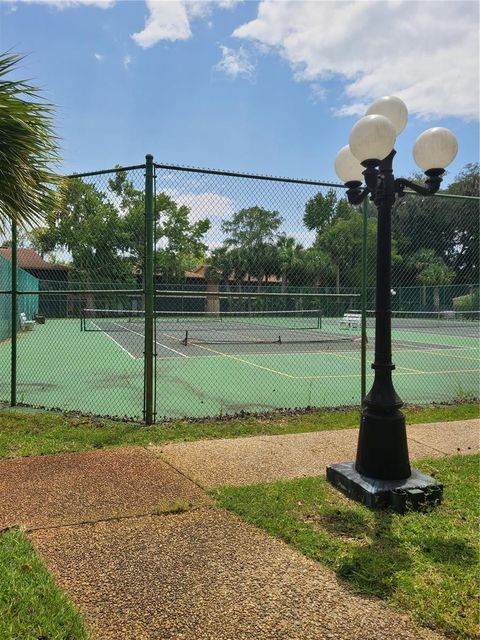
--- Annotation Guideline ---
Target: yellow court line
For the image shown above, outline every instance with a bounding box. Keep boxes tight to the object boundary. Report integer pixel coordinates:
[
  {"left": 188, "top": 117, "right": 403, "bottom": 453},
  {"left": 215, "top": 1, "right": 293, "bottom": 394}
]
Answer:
[
  {"left": 188, "top": 341, "right": 298, "bottom": 378},
  {"left": 400, "top": 348, "right": 479, "bottom": 362},
  {"left": 189, "top": 342, "right": 430, "bottom": 378},
  {"left": 395, "top": 365, "right": 428, "bottom": 373},
  {"left": 293, "top": 368, "right": 479, "bottom": 381}
]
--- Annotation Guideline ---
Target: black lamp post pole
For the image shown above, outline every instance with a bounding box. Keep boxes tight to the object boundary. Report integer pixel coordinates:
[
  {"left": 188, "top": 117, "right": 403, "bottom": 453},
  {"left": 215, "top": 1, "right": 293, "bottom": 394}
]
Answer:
[
  {"left": 356, "top": 150, "right": 411, "bottom": 480},
  {"left": 328, "top": 110, "right": 454, "bottom": 511},
  {"left": 327, "top": 150, "right": 445, "bottom": 510}
]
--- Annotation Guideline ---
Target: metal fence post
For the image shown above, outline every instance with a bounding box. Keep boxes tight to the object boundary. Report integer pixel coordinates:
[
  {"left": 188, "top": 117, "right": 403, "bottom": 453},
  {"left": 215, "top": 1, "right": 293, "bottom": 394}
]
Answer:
[
  {"left": 144, "top": 154, "right": 155, "bottom": 424},
  {"left": 361, "top": 198, "right": 368, "bottom": 405},
  {"left": 10, "top": 219, "right": 17, "bottom": 407}
]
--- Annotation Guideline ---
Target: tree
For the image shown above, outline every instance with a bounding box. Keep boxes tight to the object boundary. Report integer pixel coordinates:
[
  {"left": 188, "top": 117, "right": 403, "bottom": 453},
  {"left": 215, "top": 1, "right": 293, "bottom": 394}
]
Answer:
[
  {"left": 446, "top": 162, "right": 479, "bottom": 197},
  {"left": 392, "top": 163, "right": 479, "bottom": 286},
  {"left": 34, "top": 178, "right": 131, "bottom": 285},
  {"left": 276, "top": 235, "right": 299, "bottom": 292},
  {"left": 222, "top": 206, "right": 282, "bottom": 249},
  {"left": 204, "top": 248, "right": 230, "bottom": 286},
  {"left": 155, "top": 200, "right": 210, "bottom": 282},
  {"left": 227, "top": 247, "right": 249, "bottom": 289},
  {"left": 1, "top": 227, "right": 30, "bottom": 248},
  {"left": 0, "top": 52, "right": 60, "bottom": 228},
  {"left": 222, "top": 206, "right": 283, "bottom": 290},
  {"left": 303, "top": 190, "right": 338, "bottom": 236},
  {"left": 301, "top": 248, "right": 335, "bottom": 288},
  {"left": 413, "top": 249, "right": 454, "bottom": 310},
  {"left": 444, "top": 163, "right": 479, "bottom": 285},
  {"left": 315, "top": 210, "right": 378, "bottom": 291},
  {"left": 109, "top": 170, "right": 210, "bottom": 282}
]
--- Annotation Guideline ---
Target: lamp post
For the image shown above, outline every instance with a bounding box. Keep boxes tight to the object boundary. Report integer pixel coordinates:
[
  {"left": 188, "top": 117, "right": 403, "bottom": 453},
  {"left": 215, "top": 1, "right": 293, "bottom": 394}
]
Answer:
[{"left": 327, "top": 96, "right": 458, "bottom": 512}]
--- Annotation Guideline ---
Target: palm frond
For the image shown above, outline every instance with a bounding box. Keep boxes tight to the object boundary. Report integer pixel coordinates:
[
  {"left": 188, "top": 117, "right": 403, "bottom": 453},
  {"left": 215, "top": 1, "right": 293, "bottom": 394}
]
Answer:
[{"left": 0, "top": 52, "right": 61, "bottom": 229}]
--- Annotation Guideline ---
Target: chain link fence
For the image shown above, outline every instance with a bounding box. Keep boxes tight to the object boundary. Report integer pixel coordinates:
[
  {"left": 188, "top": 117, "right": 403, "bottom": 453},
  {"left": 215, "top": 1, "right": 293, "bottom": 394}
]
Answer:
[{"left": 0, "top": 157, "right": 478, "bottom": 421}]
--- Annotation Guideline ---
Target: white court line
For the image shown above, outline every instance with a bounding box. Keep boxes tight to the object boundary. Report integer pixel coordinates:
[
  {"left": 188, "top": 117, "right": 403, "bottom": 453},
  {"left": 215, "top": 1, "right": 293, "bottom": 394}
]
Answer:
[
  {"left": 91, "top": 321, "right": 137, "bottom": 359},
  {"left": 111, "top": 322, "right": 189, "bottom": 358},
  {"left": 151, "top": 344, "right": 479, "bottom": 361}
]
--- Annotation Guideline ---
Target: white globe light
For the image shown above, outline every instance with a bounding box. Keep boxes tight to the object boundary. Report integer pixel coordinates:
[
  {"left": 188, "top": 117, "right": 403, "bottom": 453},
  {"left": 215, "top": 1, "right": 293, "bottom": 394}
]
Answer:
[
  {"left": 413, "top": 127, "right": 458, "bottom": 171},
  {"left": 334, "top": 145, "right": 364, "bottom": 183},
  {"left": 366, "top": 96, "right": 408, "bottom": 135},
  {"left": 349, "top": 115, "right": 396, "bottom": 163}
]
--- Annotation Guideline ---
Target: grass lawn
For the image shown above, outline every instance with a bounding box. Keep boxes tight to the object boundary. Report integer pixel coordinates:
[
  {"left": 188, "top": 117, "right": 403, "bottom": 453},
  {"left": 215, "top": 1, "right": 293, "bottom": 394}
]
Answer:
[
  {"left": 0, "top": 401, "right": 477, "bottom": 459},
  {"left": 0, "top": 404, "right": 477, "bottom": 639},
  {"left": 214, "top": 454, "right": 479, "bottom": 640},
  {"left": 0, "top": 529, "right": 89, "bottom": 640}
]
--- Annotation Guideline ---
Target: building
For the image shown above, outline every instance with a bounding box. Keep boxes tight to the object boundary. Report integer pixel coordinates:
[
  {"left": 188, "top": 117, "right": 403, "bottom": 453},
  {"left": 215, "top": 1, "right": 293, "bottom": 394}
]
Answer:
[{"left": 0, "top": 247, "right": 69, "bottom": 316}]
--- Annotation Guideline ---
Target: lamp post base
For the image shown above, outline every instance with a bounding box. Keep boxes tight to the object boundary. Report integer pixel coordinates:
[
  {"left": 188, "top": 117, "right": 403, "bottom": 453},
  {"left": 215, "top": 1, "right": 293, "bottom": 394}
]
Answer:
[{"left": 326, "top": 462, "right": 443, "bottom": 513}]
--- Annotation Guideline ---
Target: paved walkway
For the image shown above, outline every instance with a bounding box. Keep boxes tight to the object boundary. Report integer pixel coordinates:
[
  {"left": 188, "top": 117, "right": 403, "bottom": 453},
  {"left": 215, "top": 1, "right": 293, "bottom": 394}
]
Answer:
[
  {"left": 0, "top": 447, "right": 209, "bottom": 530},
  {"left": 154, "top": 418, "right": 480, "bottom": 487},
  {"left": 2, "top": 419, "right": 478, "bottom": 639}
]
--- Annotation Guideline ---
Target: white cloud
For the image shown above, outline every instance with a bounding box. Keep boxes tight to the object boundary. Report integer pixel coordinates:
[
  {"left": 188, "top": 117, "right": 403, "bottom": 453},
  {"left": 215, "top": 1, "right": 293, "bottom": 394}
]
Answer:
[
  {"left": 94, "top": 52, "right": 103, "bottom": 61},
  {"left": 163, "top": 189, "right": 236, "bottom": 221},
  {"left": 233, "top": 1, "right": 479, "bottom": 120},
  {"left": 185, "top": 0, "right": 241, "bottom": 18},
  {"left": 132, "top": 0, "right": 242, "bottom": 48},
  {"left": 123, "top": 54, "right": 132, "bottom": 69},
  {"left": 9, "top": 0, "right": 115, "bottom": 7},
  {"left": 162, "top": 189, "right": 236, "bottom": 248},
  {"left": 215, "top": 45, "right": 254, "bottom": 79},
  {"left": 309, "top": 83, "right": 327, "bottom": 104},
  {"left": 132, "top": 1, "right": 191, "bottom": 48}
]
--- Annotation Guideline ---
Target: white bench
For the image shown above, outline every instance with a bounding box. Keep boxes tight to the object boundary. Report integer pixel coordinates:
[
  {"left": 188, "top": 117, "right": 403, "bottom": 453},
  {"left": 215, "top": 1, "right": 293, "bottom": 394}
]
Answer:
[
  {"left": 19, "top": 313, "right": 36, "bottom": 331},
  {"left": 339, "top": 312, "right": 361, "bottom": 329}
]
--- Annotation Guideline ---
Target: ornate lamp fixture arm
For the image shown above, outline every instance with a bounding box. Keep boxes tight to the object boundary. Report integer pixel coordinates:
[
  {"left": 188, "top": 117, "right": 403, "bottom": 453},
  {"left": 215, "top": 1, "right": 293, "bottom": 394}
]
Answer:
[
  {"left": 345, "top": 163, "right": 446, "bottom": 204},
  {"left": 344, "top": 162, "right": 383, "bottom": 205},
  {"left": 395, "top": 169, "right": 444, "bottom": 198},
  {"left": 344, "top": 182, "right": 370, "bottom": 205}
]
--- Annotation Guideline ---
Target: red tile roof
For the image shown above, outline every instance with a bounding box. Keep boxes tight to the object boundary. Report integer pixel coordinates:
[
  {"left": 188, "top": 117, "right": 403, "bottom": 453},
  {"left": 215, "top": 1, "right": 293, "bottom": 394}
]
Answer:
[
  {"left": 0, "top": 247, "right": 68, "bottom": 271},
  {"left": 185, "top": 264, "right": 281, "bottom": 283}
]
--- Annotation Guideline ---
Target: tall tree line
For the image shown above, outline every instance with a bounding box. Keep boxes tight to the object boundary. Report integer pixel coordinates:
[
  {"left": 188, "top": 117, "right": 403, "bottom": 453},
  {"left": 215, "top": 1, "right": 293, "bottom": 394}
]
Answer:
[{"left": 13, "top": 163, "right": 479, "bottom": 306}]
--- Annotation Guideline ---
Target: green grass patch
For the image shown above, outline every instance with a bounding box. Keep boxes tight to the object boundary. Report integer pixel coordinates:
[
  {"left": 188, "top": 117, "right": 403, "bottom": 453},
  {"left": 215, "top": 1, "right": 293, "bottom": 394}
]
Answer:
[
  {"left": 0, "top": 402, "right": 477, "bottom": 459},
  {"left": 152, "top": 499, "right": 192, "bottom": 516},
  {"left": 214, "top": 454, "right": 479, "bottom": 640},
  {"left": 0, "top": 528, "right": 89, "bottom": 640}
]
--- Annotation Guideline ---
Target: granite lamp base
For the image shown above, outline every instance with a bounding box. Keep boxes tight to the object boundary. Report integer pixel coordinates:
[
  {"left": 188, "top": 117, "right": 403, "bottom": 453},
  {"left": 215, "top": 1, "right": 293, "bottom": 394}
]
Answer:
[{"left": 326, "top": 462, "right": 443, "bottom": 513}]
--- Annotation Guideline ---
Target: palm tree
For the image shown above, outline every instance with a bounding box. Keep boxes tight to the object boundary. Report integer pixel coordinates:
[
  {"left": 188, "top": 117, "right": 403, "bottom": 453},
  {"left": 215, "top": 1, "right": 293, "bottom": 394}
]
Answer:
[
  {"left": 303, "top": 247, "right": 335, "bottom": 288},
  {"left": 0, "top": 52, "right": 60, "bottom": 228},
  {"left": 276, "top": 234, "right": 303, "bottom": 292},
  {"left": 414, "top": 249, "right": 454, "bottom": 311}
]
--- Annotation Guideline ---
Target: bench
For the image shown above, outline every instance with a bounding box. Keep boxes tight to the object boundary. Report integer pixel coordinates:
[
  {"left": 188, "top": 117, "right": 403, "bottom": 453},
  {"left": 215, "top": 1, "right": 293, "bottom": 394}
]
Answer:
[
  {"left": 19, "top": 312, "right": 36, "bottom": 331},
  {"left": 339, "top": 312, "right": 361, "bottom": 329}
]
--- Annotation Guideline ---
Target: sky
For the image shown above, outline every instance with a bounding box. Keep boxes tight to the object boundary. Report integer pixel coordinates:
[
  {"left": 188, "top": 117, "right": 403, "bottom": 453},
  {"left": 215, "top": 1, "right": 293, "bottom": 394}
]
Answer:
[{"left": 1, "top": 0, "right": 479, "bottom": 186}]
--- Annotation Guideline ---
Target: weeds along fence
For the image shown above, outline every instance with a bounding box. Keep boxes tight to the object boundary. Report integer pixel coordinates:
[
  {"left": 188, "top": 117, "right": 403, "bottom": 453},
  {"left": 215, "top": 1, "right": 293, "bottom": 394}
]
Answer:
[{"left": 0, "top": 156, "right": 478, "bottom": 422}]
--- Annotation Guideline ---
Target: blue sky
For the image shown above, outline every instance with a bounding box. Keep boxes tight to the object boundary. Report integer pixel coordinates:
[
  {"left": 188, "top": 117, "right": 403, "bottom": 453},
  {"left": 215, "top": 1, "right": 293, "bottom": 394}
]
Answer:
[{"left": 1, "top": 0, "right": 479, "bottom": 185}]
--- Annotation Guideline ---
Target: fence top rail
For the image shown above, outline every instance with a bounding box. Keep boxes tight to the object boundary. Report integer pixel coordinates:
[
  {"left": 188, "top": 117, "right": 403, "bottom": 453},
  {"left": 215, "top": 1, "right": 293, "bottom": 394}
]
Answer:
[
  {"left": 154, "top": 162, "right": 347, "bottom": 188},
  {"left": 404, "top": 189, "right": 480, "bottom": 201},
  {"left": 66, "top": 164, "right": 146, "bottom": 179},
  {"left": 63, "top": 158, "right": 479, "bottom": 201},
  {"left": 0, "top": 289, "right": 143, "bottom": 295},
  {"left": 155, "top": 289, "right": 360, "bottom": 298}
]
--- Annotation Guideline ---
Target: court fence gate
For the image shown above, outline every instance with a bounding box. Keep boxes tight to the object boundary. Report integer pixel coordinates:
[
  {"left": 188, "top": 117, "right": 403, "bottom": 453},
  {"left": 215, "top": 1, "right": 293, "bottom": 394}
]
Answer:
[{"left": 1, "top": 155, "right": 478, "bottom": 423}]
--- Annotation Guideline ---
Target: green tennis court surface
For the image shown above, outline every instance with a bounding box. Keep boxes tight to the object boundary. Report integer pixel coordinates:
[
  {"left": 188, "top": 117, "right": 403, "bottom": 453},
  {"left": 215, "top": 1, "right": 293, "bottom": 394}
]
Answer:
[{"left": 0, "top": 317, "right": 477, "bottom": 420}]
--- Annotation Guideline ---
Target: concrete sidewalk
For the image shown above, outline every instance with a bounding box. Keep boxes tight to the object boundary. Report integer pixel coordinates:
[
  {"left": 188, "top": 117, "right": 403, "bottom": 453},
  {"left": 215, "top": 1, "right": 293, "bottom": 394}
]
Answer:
[
  {"left": 30, "top": 508, "right": 443, "bottom": 640},
  {"left": 154, "top": 419, "right": 479, "bottom": 487},
  {"left": 0, "top": 447, "right": 210, "bottom": 531},
  {"left": 3, "top": 421, "right": 477, "bottom": 639}
]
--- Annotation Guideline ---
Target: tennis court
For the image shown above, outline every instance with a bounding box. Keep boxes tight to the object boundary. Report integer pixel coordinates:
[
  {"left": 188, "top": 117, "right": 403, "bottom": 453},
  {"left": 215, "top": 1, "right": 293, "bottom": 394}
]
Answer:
[
  {"left": 0, "top": 308, "right": 477, "bottom": 420},
  {"left": 1, "top": 162, "right": 478, "bottom": 422}
]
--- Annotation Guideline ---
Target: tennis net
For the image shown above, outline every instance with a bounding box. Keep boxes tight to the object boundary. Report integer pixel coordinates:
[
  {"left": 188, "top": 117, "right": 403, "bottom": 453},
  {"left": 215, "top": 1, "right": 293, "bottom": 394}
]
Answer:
[
  {"left": 350, "top": 310, "right": 479, "bottom": 332},
  {"left": 81, "top": 307, "right": 356, "bottom": 345}
]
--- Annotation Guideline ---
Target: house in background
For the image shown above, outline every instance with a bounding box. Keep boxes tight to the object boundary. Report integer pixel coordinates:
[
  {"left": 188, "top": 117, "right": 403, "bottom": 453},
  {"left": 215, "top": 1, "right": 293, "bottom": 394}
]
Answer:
[
  {"left": 0, "top": 247, "right": 68, "bottom": 283},
  {"left": 0, "top": 247, "right": 69, "bottom": 317}
]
